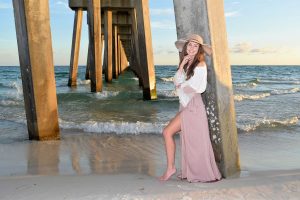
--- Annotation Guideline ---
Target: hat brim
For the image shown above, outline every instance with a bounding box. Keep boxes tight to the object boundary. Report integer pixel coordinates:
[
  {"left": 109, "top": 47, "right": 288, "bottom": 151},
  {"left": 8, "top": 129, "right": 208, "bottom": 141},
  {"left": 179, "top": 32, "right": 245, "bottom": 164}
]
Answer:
[{"left": 175, "top": 39, "right": 212, "bottom": 56}]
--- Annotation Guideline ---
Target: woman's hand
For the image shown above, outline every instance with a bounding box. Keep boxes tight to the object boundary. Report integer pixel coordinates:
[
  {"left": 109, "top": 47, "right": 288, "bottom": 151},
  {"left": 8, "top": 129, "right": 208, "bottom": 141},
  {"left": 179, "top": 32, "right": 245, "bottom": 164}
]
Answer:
[{"left": 179, "top": 55, "right": 192, "bottom": 70}]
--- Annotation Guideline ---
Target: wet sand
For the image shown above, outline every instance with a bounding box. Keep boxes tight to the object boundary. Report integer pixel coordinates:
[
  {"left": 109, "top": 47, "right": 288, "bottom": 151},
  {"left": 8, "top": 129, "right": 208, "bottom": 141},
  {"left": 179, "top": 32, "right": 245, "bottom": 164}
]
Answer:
[{"left": 0, "top": 131, "right": 299, "bottom": 199}]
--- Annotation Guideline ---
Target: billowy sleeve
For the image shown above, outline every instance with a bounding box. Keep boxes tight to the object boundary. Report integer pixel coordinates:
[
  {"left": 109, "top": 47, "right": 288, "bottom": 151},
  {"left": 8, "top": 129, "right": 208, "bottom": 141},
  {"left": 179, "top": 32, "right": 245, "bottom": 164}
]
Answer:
[
  {"left": 180, "top": 66, "right": 207, "bottom": 93},
  {"left": 173, "top": 70, "right": 185, "bottom": 87}
]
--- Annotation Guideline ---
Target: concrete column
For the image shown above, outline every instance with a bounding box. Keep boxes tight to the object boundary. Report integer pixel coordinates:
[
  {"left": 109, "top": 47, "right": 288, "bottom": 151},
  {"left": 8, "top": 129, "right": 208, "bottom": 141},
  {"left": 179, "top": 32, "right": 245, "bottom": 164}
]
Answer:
[
  {"left": 135, "top": 0, "right": 157, "bottom": 100},
  {"left": 12, "top": 0, "right": 60, "bottom": 140},
  {"left": 68, "top": 9, "right": 83, "bottom": 86},
  {"left": 112, "top": 25, "right": 119, "bottom": 79},
  {"left": 117, "top": 35, "right": 122, "bottom": 75},
  {"left": 87, "top": 0, "right": 102, "bottom": 92},
  {"left": 100, "top": 34, "right": 105, "bottom": 74},
  {"left": 85, "top": 41, "right": 91, "bottom": 80},
  {"left": 130, "top": 9, "right": 142, "bottom": 83},
  {"left": 173, "top": 0, "right": 240, "bottom": 177},
  {"left": 120, "top": 41, "right": 128, "bottom": 72},
  {"left": 104, "top": 9, "right": 113, "bottom": 83}
]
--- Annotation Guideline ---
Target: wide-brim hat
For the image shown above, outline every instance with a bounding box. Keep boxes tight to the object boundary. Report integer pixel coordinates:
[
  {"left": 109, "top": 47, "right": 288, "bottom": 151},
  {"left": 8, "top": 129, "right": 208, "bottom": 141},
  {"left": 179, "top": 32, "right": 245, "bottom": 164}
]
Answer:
[{"left": 175, "top": 34, "right": 212, "bottom": 55}]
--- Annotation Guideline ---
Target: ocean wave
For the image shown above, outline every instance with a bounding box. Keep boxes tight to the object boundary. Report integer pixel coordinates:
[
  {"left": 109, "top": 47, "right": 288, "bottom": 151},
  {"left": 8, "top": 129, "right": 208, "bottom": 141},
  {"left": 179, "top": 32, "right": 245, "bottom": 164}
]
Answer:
[
  {"left": 237, "top": 116, "right": 299, "bottom": 133},
  {"left": 77, "top": 79, "right": 91, "bottom": 85},
  {"left": 131, "top": 77, "right": 139, "bottom": 81},
  {"left": 94, "top": 91, "right": 120, "bottom": 99},
  {"left": 234, "top": 82, "right": 257, "bottom": 88},
  {"left": 234, "top": 78, "right": 259, "bottom": 88},
  {"left": 59, "top": 119, "right": 166, "bottom": 134},
  {"left": 0, "top": 99, "right": 22, "bottom": 106},
  {"left": 270, "top": 87, "right": 300, "bottom": 95},
  {"left": 160, "top": 77, "right": 174, "bottom": 82},
  {"left": 157, "top": 90, "right": 177, "bottom": 98},
  {"left": 234, "top": 93, "right": 270, "bottom": 101}
]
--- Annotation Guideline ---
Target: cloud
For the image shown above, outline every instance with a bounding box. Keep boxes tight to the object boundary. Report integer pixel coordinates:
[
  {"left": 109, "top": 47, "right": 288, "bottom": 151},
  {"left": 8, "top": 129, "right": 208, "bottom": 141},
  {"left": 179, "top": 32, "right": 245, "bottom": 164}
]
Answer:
[
  {"left": 154, "top": 46, "right": 177, "bottom": 55},
  {"left": 150, "top": 8, "right": 174, "bottom": 16},
  {"left": 0, "top": 2, "right": 12, "bottom": 9},
  {"left": 250, "top": 48, "right": 277, "bottom": 54},
  {"left": 231, "top": 43, "right": 252, "bottom": 53},
  {"left": 55, "top": 0, "right": 69, "bottom": 10},
  {"left": 225, "top": 11, "right": 239, "bottom": 17},
  {"left": 230, "top": 42, "right": 280, "bottom": 54},
  {"left": 151, "top": 20, "right": 175, "bottom": 30}
]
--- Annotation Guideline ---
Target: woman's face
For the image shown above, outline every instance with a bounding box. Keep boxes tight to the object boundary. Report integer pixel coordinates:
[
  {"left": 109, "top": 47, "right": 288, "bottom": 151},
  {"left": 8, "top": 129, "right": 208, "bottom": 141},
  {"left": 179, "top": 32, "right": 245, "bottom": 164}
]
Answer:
[{"left": 186, "top": 41, "right": 200, "bottom": 56}]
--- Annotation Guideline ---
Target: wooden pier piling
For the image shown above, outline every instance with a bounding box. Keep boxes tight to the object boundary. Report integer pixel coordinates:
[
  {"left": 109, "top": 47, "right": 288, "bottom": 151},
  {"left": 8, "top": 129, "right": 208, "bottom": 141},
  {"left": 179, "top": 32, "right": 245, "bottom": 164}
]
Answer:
[
  {"left": 68, "top": 8, "right": 83, "bottom": 87},
  {"left": 87, "top": 0, "right": 102, "bottom": 92},
  {"left": 112, "top": 25, "right": 119, "bottom": 79},
  {"left": 104, "top": 9, "right": 113, "bottom": 83},
  {"left": 12, "top": 0, "right": 60, "bottom": 140},
  {"left": 173, "top": 0, "right": 240, "bottom": 177},
  {"left": 135, "top": 0, "right": 157, "bottom": 100}
]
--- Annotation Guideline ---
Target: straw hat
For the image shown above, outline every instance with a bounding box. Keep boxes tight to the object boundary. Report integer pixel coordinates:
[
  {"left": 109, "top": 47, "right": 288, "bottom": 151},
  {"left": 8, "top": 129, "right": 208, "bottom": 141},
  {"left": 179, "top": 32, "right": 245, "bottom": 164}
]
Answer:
[{"left": 175, "top": 34, "right": 212, "bottom": 55}]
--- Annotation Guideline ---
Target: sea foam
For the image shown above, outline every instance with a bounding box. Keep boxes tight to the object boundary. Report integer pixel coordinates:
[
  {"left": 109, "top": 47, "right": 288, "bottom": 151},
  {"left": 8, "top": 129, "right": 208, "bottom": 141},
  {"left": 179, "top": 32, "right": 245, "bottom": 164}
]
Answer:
[
  {"left": 237, "top": 116, "right": 299, "bottom": 132},
  {"left": 234, "top": 93, "right": 270, "bottom": 101},
  {"left": 59, "top": 119, "right": 166, "bottom": 134}
]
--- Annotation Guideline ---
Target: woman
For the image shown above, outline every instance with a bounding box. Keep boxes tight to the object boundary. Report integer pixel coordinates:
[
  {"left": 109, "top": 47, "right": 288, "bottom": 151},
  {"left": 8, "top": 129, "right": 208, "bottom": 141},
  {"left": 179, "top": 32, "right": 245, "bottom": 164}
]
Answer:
[{"left": 159, "top": 34, "right": 222, "bottom": 182}]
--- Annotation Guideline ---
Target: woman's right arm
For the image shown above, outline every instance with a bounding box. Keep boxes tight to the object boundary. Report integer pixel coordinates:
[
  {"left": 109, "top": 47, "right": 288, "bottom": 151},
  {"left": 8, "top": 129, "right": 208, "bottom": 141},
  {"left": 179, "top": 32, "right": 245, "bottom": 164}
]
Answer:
[{"left": 173, "top": 70, "right": 185, "bottom": 87}]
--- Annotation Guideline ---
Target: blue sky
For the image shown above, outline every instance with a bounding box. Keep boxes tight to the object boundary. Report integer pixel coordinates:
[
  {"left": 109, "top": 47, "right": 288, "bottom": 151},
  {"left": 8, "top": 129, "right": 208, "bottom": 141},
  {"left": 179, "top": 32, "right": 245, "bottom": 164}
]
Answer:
[{"left": 0, "top": 0, "right": 300, "bottom": 66}]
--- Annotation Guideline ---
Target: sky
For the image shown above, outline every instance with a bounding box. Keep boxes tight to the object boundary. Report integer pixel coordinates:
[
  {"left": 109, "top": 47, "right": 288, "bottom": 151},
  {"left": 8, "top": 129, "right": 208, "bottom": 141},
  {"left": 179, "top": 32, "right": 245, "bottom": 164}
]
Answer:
[{"left": 0, "top": 0, "right": 300, "bottom": 66}]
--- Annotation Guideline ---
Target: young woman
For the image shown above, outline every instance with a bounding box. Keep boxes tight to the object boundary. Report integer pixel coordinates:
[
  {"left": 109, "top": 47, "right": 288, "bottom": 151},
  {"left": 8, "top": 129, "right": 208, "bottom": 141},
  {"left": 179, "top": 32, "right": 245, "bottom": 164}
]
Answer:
[{"left": 159, "top": 34, "right": 222, "bottom": 182}]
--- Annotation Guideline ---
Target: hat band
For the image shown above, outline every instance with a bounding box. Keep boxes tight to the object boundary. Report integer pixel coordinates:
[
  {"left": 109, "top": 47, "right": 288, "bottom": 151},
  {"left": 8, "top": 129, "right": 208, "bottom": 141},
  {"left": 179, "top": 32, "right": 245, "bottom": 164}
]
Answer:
[{"left": 189, "top": 39, "right": 203, "bottom": 45}]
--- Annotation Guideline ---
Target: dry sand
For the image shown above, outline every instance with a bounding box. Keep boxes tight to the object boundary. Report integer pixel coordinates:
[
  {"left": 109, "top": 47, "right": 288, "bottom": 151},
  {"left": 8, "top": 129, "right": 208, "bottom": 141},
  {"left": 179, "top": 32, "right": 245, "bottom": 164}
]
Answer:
[{"left": 0, "top": 132, "right": 299, "bottom": 199}]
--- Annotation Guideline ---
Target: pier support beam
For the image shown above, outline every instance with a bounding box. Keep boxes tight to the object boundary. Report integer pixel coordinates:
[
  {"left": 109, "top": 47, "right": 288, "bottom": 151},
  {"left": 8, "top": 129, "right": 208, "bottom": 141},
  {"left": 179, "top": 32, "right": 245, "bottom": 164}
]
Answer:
[
  {"left": 118, "top": 35, "right": 122, "bottom": 74},
  {"left": 87, "top": 0, "right": 102, "bottom": 92},
  {"left": 13, "top": 0, "right": 60, "bottom": 140},
  {"left": 173, "top": 0, "right": 240, "bottom": 177},
  {"left": 85, "top": 42, "right": 91, "bottom": 80},
  {"left": 130, "top": 9, "right": 143, "bottom": 86},
  {"left": 112, "top": 25, "right": 119, "bottom": 79},
  {"left": 68, "top": 8, "right": 83, "bottom": 87},
  {"left": 104, "top": 9, "right": 113, "bottom": 83},
  {"left": 135, "top": 0, "right": 157, "bottom": 100},
  {"left": 120, "top": 41, "right": 129, "bottom": 72}
]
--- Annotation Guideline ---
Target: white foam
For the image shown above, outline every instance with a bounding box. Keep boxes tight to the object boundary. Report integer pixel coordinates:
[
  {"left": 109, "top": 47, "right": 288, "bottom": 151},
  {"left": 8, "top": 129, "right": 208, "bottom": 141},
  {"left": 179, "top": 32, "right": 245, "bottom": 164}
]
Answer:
[
  {"left": 131, "top": 77, "right": 139, "bottom": 81},
  {"left": 238, "top": 116, "right": 299, "bottom": 132},
  {"left": 234, "top": 93, "right": 270, "bottom": 101},
  {"left": 59, "top": 119, "right": 166, "bottom": 134},
  {"left": 271, "top": 88, "right": 300, "bottom": 95},
  {"left": 235, "top": 82, "right": 257, "bottom": 88},
  {"left": 77, "top": 79, "right": 91, "bottom": 85},
  {"left": 160, "top": 77, "right": 174, "bottom": 82},
  {"left": 0, "top": 100, "right": 21, "bottom": 106},
  {"left": 9, "top": 80, "right": 23, "bottom": 97},
  {"left": 94, "top": 91, "right": 120, "bottom": 99},
  {"left": 157, "top": 90, "right": 177, "bottom": 97}
]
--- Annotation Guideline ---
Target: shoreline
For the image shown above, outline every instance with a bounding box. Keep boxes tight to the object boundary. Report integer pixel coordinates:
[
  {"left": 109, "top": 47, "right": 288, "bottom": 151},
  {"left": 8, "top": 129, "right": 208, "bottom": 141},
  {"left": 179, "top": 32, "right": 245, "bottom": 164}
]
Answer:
[
  {"left": 1, "top": 169, "right": 299, "bottom": 199},
  {"left": 0, "top": 131, "right": 300, "bottom": 199}
]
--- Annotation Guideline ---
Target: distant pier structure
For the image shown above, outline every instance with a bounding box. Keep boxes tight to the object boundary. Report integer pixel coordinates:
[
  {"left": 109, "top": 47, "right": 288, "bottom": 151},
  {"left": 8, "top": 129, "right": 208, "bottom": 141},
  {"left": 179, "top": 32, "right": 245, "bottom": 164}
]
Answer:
[
  {"left": 12, "top": 0, "right": 240, "bottom": 177},
  {"left": 68, "top": 0, "right": 156, "bottom": 99}
]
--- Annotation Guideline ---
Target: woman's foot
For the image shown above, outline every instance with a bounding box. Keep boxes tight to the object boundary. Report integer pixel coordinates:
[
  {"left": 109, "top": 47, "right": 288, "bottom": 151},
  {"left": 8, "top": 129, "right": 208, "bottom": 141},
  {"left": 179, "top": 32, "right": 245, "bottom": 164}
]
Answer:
[
  {"left": 176, "top": 173, "right": 187, "bottom": 180},
  {"left": 159, "top": 168, "right": 176, "bottom": 181}
]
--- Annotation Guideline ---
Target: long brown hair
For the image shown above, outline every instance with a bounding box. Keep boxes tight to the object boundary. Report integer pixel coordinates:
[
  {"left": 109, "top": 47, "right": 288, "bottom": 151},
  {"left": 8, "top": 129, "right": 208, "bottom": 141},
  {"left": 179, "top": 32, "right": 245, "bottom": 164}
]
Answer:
[{"left": 178, "top": 42, "right": 205, "bottom": 80}]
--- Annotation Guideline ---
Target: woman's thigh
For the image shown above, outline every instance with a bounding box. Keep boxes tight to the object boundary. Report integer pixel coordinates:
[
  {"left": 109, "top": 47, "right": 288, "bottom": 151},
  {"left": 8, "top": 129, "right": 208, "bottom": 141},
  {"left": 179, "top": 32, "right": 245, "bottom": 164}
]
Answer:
[{"left": 164, "top": 112, "right": 181, "bottom": 136}]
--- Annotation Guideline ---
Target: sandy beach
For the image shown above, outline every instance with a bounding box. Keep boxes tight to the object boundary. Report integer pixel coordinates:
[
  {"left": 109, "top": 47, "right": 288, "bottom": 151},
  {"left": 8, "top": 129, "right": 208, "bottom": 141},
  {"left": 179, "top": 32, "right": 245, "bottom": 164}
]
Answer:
[{"left": 0, "top": 131, "right": 299, "bottom": 200}]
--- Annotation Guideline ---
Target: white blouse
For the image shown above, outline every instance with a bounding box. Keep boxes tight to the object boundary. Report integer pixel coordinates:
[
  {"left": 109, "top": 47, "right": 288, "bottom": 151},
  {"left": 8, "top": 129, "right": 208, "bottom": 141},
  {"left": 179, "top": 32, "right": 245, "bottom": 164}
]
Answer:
[{"left": 173, "top": 65, "right": 207, "bottom": 107}]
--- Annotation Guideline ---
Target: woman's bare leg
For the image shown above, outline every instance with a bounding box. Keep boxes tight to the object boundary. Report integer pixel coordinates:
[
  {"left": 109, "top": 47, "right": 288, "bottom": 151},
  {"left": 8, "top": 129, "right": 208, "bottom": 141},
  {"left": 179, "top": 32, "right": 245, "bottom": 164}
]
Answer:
[{"left": 159, "top": 112, "right": 181, "bottom": 181}]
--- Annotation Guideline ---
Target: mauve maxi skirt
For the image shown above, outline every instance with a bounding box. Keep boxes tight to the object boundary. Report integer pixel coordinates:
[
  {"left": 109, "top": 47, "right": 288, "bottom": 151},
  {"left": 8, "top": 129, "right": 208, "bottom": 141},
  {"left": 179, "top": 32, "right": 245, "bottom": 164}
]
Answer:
[{"left": 179, "top": 94, "right": 222, "bottom": 182}]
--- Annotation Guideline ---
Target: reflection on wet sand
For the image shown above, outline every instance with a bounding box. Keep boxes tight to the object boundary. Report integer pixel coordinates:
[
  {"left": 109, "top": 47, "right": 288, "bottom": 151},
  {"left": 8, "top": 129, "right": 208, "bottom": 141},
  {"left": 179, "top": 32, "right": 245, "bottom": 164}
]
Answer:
[
  {"left": 27, "top": 141, "right": 60, "bottom": 175},
  {"left": 24, "top": 133, "right": 174, "bottom": 177}
]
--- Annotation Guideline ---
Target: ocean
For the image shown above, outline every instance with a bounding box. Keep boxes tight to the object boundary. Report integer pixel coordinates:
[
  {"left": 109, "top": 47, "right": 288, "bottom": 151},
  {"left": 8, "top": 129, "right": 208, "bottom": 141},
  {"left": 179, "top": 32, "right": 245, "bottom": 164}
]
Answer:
[{"left": 0, "top": 65, "right": 299, "bottom": 143}]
